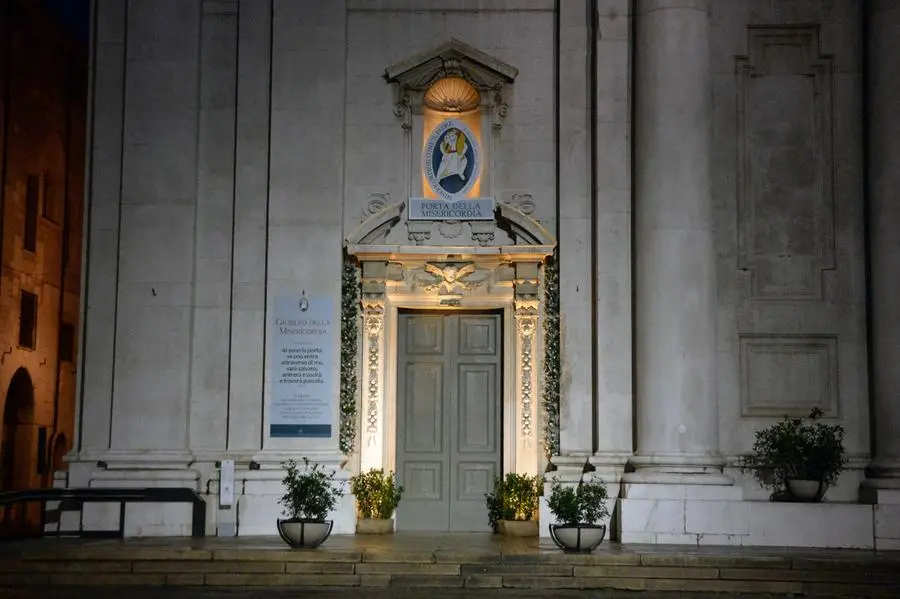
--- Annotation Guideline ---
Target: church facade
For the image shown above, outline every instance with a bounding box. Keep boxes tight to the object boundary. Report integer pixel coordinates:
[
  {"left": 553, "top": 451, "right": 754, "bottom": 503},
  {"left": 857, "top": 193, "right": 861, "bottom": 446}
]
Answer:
[{"left": 69, "top": 0, "right": 900, "bottom": 548}]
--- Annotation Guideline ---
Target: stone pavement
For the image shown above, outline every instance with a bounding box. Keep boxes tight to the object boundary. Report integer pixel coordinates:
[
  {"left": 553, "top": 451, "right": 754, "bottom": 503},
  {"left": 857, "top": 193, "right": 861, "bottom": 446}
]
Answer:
[
  {"left": 1, "top": 534, "right": 897, "bottom": 597},
  {"left": 0, "top": 588, "right": 841, "bottom": 599}
]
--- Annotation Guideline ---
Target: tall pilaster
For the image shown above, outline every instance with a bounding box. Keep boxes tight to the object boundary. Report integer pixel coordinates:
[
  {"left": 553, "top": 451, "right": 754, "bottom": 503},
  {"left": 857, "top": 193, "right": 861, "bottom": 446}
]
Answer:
[
  {"left": 226, "top": 0, "right": 272, "bottom": 452},
  {"left": 556, "top": 0, "right": 593, "bottom": 466},
  {"left": 628, "top": 0, "right": 728, "bottom": 483},
  {"left": 865, "top": 0, "right": 900, "bottom": 487},
  {"left": 74, "top": 0, "right": 127, "bottom": 456},
  {"left": 514, "top": 262, "right": 541, "bottom": 475},
  {"left": 360, "top": 291, "right": 385, "bottom": 473}
]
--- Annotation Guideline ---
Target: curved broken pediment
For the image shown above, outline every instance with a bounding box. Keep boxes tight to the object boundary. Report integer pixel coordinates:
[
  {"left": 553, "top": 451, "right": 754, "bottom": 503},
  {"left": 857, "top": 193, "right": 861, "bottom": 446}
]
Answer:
[
  {"left": 497, "top": 202, "right": 555, "bottom": 246},
  {"left": 346, "top": 200, "right": 405, "bottom": 245},
  {"left": 345, "top": 199, "right": 556, "bottom": 258}
]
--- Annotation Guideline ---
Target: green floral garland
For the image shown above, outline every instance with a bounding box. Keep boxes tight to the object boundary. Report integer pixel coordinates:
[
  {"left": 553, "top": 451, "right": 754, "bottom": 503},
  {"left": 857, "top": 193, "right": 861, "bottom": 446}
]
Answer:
[
  {"left": 541, "top": 252, "right": 560, "bottom": 460},
  {"left": 339, "top": 253, "right": 361, "bottom": 456}
]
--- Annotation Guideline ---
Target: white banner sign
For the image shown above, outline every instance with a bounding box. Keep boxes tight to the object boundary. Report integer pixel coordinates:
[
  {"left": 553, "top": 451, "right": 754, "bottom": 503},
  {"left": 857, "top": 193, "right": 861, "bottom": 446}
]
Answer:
[{"left": 270, "top": 294, "right": 335, "bottom": 438}]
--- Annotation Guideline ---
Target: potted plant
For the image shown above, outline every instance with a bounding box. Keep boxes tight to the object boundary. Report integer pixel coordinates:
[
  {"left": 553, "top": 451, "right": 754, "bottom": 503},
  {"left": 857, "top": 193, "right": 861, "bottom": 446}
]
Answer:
[
  {"left": 484, "top": 473, "right": 542, "bottom": 537},
  {"left": 738, "top": 407, "right": 847, "bottom": 502},
  {"left": 546, "top": 475, "right": 610, "bottom": 553},
  {"left": 349, "top": 468, "right": 403, "bottom": 534},
  {"left": 277, "top": 458, "right": 343, "bottom": 548}
]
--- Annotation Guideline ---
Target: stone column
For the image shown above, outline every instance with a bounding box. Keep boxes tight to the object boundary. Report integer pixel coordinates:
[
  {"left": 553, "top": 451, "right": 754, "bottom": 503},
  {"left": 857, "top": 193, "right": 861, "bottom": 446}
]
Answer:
[
  {"left": 628, "top": 0, "right": 728, "bottom": 483},
  {"left": 865, "top": 0, "right": 900, "bottom": 487}
]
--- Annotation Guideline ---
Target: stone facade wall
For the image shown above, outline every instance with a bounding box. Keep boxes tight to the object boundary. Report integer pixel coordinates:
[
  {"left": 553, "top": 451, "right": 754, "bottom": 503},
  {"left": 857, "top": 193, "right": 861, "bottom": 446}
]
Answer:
[
  {"left": 342, "top": 1, "right": 557, "bottom": 239},
  {"left": 71, "top": 0, "right": 890, "bottom": 543},
  {"left": 710, "top": 0, "right": 867, "bottom": 499}
]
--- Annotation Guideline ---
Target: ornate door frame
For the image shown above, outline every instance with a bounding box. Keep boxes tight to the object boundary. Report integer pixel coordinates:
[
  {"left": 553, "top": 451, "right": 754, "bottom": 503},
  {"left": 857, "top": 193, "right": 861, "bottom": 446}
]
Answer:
[{"left": 346, "top": 203, "right": 554, "bottom": 479}]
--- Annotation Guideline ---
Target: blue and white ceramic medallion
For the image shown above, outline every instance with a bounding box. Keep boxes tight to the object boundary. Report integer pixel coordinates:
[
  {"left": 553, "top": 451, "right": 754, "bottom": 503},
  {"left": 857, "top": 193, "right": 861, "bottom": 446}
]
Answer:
[{"left": 423, "top": 119, "right": 481, "bottom": 201}]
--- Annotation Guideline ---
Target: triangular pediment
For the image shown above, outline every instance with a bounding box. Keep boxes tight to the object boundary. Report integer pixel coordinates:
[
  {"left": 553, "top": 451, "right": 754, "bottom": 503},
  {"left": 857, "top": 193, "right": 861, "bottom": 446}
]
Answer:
[{"left": 384, "top": 38, "right": 518, "bottom": 92}]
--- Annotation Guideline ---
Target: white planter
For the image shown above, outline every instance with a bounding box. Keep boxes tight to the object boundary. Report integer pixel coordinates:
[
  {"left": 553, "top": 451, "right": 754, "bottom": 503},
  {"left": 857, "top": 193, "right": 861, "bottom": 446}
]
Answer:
[
  {"left": 498, "top": 519, "right": 539, "bottom": 537},
  {"left": 787, "top": 479, "right": 827, "bottom": 502},
  {"left": 276, "top": 519, "right": 333, "bottom": 548},
  {"left": 549, "top": 524, "right": 606, "bottom": 554},
  {"left": 356, "top": 518, "right": 394, "bottom": 534}
]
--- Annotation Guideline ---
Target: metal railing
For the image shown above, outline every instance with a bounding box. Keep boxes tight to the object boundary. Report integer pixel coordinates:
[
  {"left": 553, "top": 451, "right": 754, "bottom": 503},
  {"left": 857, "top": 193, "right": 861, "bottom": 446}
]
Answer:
[{"left": 0, "top": 487, "right": 206, "bottom": 540}]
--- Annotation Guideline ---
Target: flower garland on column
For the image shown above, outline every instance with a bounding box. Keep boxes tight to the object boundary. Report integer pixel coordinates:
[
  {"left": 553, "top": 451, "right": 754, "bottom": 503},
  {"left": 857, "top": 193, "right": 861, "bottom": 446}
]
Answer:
[
  {"left": 541, "top": 251, "right": 560, "bottom": 460},
  {"left": 339, "top": 252, "right": 361, "bottom": 456}
]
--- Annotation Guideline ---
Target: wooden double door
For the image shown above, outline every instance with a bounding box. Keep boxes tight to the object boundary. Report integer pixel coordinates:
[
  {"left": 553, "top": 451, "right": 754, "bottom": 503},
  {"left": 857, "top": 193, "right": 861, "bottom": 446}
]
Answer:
[{"left": 395, "top": 311, "right": 502, "bottom": 532}]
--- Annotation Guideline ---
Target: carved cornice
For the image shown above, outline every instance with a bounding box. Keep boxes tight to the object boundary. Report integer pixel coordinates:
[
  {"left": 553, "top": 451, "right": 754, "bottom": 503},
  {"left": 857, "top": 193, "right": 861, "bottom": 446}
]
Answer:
[{"left": 384, "top": 38, "right": 518, "bottom": 94}]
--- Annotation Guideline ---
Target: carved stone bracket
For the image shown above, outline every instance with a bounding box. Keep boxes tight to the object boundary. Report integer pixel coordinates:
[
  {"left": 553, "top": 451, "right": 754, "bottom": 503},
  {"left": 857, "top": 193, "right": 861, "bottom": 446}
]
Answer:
[
  {"left": 362, "top": 296, "right": 385, "bottom": 446},
  {"left": 515, "top": 297, "right": 539, "bottom": 440},
  {"left": 407, "top": 221, "right": 432, "bottom": 245},
  {"left": 470, "top": 221, "right": 496, "bottom": 246}
]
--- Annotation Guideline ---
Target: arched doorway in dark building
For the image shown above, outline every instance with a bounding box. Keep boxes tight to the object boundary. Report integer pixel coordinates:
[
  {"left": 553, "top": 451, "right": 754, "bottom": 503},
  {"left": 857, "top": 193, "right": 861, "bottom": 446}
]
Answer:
[
  {"left": 2, "top": 367, "right": 35, "bottom": 491},
  {"left": 1, "top": 368, "right": 38, "bottom": 535}
]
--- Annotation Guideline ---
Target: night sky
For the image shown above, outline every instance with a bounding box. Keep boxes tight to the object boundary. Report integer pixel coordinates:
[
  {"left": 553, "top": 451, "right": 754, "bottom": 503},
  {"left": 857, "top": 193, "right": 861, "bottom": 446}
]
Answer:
[{"left": 43, "top": 0, "right": 90, "bottom": 44}]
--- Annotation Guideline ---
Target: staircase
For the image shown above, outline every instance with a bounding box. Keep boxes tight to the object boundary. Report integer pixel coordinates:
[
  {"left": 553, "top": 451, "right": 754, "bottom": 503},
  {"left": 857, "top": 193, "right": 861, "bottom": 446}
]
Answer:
[{"left": 1, "top": 536, "right": 898, "bottom": 596}]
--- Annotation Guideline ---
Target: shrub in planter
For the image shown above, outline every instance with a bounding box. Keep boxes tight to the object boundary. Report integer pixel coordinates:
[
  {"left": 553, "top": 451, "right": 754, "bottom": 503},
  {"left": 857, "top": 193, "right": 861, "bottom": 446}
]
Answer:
[
  {"left": 485, "top": 473, "right": 543, "bottom": 536},
  {"left": 546, "top": 476, "right": 610, "bottom": 553},
  {"left": 277, "top": 458, "right": 344, "bottom": 548},
  {"left": 349, "top": 468, "right": 403, "bottom": 534},
  {"left": 738, "top": 407, "right": 847, "bottom": 502}
]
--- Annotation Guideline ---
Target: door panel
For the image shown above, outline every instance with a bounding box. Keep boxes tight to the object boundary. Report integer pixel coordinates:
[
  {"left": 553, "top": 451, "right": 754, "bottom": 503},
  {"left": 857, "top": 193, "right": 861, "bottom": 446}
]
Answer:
[
  {"left": 458, "top": 316, "right": 497, "bottom": 355},
  {"left": 396, "top": 312, "right": 501, "bottom": 532},
  {"left": 406, "top": 316, "right": 443, "bottom": 354},
  {"left": 404, "top": 363, "right": 443, "bottom": 453},
  {"left": 403, "top": 461, "right": 442, "bottom": 501},
  {"left": 457, "top": 365, "right": 496, "bottom": 453}
]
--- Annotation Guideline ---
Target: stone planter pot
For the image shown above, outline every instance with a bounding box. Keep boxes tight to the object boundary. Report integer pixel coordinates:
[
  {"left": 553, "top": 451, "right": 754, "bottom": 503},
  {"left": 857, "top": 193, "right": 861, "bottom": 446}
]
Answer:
[
  {"left": 276, "top": 519, "right": 333, "bottom": 548},
  {"left": 356, "top": 518, "right": 394, "bottom": 534},
  {"left": 498, "top": 519, "right": 539, "bottom": 537},
  {"left": 549, "top": 524, "right": 607, "bottom": 554},
  {"left": 786, "top": 479, "right": 827, "bottom": 502}
]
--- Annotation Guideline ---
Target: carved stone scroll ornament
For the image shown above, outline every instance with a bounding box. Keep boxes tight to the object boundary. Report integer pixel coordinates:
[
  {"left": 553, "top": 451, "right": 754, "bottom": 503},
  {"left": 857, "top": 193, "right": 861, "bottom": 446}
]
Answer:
[
  {"left": 515, "top": 298, "right": 539, "bottom": 439},
  {"left": 362, "top": 298, "right": 385, "bottom": 444},
  {"left": 491, "top": 91, "right": 509, "bottom": 131},
  {"left": 393, "top": 93, "right": 412, "bottom": 131},
  {"left": 365, "top": 193, "right": 391, "bottom": 216}
]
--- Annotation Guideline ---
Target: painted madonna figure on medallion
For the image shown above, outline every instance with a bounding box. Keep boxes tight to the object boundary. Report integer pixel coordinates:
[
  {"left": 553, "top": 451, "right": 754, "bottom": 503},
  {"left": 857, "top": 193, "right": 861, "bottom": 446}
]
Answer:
[{"left": 424, "top": 119, "right": 481, "bottom": 201}]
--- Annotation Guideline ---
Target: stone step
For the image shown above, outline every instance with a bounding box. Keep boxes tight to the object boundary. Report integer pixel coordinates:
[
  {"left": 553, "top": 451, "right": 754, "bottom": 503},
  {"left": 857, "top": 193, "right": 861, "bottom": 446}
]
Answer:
[{"left": 3, "top": 545, "right": 899, "bottom": 596}]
